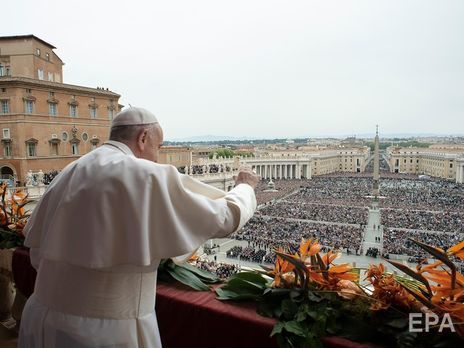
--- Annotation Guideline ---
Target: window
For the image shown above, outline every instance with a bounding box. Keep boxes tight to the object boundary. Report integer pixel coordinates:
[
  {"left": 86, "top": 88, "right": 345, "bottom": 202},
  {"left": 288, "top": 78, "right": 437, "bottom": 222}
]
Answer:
[
  {"left": 61, "top": 132, "right": 68, "bottom": 141},
  {"left": 38, "top": 69, "right": 44, "bottom": 80},
  {"left": 25, "top": 100, "right": 33, "bottom": 114},
  {"left": 36, "top": 48, "right": 41, "bottom": 56},
  {"left": 1, "top": 88, "right": 5, "bottom": 93},
  {"left": 2, "top": 129, "right": 10, "bottom": 138},
  {"left": 51, "top": 143, "right": 59, "bottom": 156},
  {"left": 70, "top": 104, "right": 77, "bottom": 117},
  {"left": 48, "top": 72, "right": 54, "bottom": 81},
  {"left": 108, "top": 108, "right": 114, "bottom": 120},
  {"left": 90, "top": 107, "right": 97, "bottom": 118},
  {"left": 49, "top": 91, "right": 55, "bottom": 97},
  {"left": 49, "top": 103, "right": 57, "bottom": 116},
  {"left": 1, "top": 100, "right": 9, "bottom": 114},
  {"left": 46, "top": 53, "right": 50, "bottom": 61},
  {"left": 0, "top": 65, "right": 3, "bottom": 76},
  {"left": 26, "top": 89, "right": 32, "bottom": 94},
  {"left": 82, "top": 133, "right": 88, "bottom": 141},
  {"left": 27, "top": 143, "right": 37, "bottom": 157},
  {"left": 71, "top": 143, "right": 79, "bottom": 155},
  {"left": 4, "top": 144, "right": 11, "bottom": 157},
  {"left": 91, "top": 143, "right": 97, "bottom": 150}
]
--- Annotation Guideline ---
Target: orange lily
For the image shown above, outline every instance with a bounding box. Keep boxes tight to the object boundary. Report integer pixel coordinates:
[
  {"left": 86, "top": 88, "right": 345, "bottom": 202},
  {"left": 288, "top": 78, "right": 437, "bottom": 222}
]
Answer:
[
  {"left": 296, "top": 238, "right": 321, "bottom": 262},
  {"left": 268, "top": 251, "right": 295, "bottom": 288}
]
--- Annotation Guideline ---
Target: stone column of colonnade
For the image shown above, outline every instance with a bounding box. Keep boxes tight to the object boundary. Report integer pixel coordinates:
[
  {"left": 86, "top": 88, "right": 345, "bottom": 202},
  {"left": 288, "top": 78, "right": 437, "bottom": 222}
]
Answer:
[
  {"left": 457, "top": 163, "right": 464, "bottom": 184},
  {"left": 250, "top": 163, "right": 314, "bottom": 180}
]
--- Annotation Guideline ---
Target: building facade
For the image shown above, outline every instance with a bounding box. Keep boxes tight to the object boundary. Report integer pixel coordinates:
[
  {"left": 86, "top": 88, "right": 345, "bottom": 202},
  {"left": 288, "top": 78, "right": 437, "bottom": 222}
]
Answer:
[
  {"left": 385, "top": 146, "right": 464, "bottom": 183},
  {"left": 0, "top": 35, "right": 121, "bottom": 184}
]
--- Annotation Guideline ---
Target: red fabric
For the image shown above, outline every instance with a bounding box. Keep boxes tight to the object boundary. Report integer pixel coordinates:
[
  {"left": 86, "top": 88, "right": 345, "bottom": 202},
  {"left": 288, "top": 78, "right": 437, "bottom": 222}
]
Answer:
[
  {"left": 156, "top": 282, "right": 278, "bottom": 348},
  {"left": 12, "top": 249, "right": 371, "bottom": 348},
  {"left": 12, "top": 247, "right": 36, "bottom": 298}
]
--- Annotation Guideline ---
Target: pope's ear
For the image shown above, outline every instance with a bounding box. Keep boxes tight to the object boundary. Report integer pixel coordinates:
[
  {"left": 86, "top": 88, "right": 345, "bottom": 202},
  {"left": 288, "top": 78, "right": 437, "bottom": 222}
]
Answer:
[{"left": 136, "top": 129, "right": 148, "bottom": 148}]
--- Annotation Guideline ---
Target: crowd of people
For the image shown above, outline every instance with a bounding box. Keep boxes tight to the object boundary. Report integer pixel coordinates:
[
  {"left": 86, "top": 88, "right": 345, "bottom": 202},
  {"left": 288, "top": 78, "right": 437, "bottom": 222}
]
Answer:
[
  {"left": 365, "top": 247, "right": 379, "bottom": 258},
  {"left": 381, "top": 209, "right": 464, "bottom": 233},
  {"left": 179, "top": 164, "right": 232, "bottom": 175},
  {"left": 379, "top": 178, "right": 464, "bottom": 212},
  {"left": 197, "top": 173, "right": 464, "bottom": 266},
  {"left": 254, "top": 179, "right": 303, "bottom": 205},
  {"left": 231, "top": 216, "right": 363, "bottom": 259},
  {"left": 193, "top": 259, "right": 240, "bottom": 279},
  {"left": 43, "top": 170, "right": 60, "bottom": 185},
  {"left": 258, "top": 202, "right": 368, "bottom": 225},
  {"left": 383, "top": 228, "right": 464, "bottom": 257}
]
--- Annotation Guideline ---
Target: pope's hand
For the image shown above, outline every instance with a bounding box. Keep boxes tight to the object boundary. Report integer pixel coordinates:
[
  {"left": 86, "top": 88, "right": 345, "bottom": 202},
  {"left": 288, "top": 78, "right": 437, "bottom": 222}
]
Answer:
[{"left": 233, "top": 167, "right": 260, "bottom": 189}]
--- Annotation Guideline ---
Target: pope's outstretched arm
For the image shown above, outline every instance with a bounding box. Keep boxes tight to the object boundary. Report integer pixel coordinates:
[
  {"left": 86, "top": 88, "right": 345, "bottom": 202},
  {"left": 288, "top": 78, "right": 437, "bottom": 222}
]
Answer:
[{"left": 162, "top": 165, "right": 259, "bottom": 260}]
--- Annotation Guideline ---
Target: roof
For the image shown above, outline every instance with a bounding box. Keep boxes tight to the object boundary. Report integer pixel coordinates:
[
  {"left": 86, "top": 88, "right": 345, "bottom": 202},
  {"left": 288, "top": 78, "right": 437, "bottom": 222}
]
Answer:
[
  {"left": 0, "top": 35, "right": 57, "bottom": 49},
  {"left": 0, "top": 76, "right": 120, "bottom": 97}
]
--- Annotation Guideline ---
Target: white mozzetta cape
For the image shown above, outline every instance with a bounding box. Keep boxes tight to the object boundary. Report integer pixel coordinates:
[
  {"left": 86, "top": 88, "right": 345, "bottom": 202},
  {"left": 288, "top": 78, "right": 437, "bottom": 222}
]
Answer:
[{"left": 19, "top": 141, "right": 257, "bottom": 348}]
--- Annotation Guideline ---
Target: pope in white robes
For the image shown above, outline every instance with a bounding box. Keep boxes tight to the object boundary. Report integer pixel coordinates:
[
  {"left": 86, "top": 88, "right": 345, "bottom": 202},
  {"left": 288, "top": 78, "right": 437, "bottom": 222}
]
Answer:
[{"left": 18, "top": 107, "right": 258, "bottom": 348}]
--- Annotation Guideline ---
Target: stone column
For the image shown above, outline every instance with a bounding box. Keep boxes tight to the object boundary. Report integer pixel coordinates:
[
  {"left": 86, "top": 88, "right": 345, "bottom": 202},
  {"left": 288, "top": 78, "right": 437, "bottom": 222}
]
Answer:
[
  {"left": 457, "top": 164, "right": 463, "bottom": 184},
  {"left": 290, "top": 165, "right": 293, "bottom": 179},
  {"left": 284, "top": 165, "right": 287, "bottom": 179}
]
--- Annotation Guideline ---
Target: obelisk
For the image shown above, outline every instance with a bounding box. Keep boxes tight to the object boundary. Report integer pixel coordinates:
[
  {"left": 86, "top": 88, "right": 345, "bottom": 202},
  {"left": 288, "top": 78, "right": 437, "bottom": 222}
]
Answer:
[{"left": 372, "top": 125, "right": 380, "bottom": 199}]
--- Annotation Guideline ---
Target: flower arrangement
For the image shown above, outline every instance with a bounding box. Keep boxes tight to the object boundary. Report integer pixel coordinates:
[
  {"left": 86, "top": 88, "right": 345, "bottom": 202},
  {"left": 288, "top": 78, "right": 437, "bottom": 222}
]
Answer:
[
  {"left": 0, "top": 182, "right": 30, "bottom": 249},
  {"left": 216, "top": 238, "right": 464, "bottom": 347}
]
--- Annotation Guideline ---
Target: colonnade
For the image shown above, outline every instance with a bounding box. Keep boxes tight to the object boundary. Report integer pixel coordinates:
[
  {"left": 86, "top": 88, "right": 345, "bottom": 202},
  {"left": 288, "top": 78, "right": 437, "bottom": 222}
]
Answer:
[
  {"left": 251, "top": 163, "right": 311, "bottom": 179},
  {"left": 456, "top": 162, "right": 464, "bottom": 184}
]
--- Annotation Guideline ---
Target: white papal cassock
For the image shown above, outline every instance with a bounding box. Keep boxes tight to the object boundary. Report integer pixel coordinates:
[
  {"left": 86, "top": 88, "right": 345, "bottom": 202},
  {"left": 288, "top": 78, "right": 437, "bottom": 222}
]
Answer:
[{"left": 19, "top": 140, "right": 257, "bottom": 348}]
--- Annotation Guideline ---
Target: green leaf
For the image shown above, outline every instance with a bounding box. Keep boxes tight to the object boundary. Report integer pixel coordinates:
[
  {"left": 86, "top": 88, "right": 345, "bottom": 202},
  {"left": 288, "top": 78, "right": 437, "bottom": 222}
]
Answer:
[
  {"left": 263, "top": 288, "right": 292, "bottom": 300},
  {"left": 165, "top": 264, "right": 210, "bottom": 291},
  {"left": 270, "top": 322, "right": 285, "bottom": 336},
  {"left": 307, "top": 291, "right": 322, "bottom": 303},
  {"left": 228, "top": 271, "right": 268, "bottom": 285},
  {"left": 289, "top": 289, "right": 304, "bottom": 302},
  {"left": 281, "top": 299, "right": 298, "bottom": 320},
  {"left": 178, "top": 262, "right": 220, "bottom": 283},
  {"left": 408, "top": 238, "right": 457, "bottom": 289},
  {"left": 284, "top": 321, "right": 306, "bottom": 337},
  {"left": 387, "top": 259, "right": 432, "bottom": 296},
  {"left": 386, "top": 317, "right": 409, "bottom": 329},
  {"left": 215, "top": 275, "right": 266, "bottom": 300},
  {"left": 215, "top": 287, "right": 261, "bottom": 300},
  {"left": 256, "top": 300, "right": 277, "bottom": 318}
]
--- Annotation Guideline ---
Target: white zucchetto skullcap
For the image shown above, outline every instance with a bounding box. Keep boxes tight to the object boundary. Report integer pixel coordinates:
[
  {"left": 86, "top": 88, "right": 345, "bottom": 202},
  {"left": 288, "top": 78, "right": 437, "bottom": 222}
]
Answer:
[{"left": 111, "top": 107, "right": 158, "bottom": 128}]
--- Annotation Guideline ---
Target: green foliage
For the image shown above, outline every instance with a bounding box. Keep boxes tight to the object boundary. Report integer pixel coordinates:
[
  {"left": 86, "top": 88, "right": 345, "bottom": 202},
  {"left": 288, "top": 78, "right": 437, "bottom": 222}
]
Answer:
[
  {"left": 215, "top": 272, "right": 268, "bottom": 300},
  {"left": 0, "top": 228, "right": 24, "bottom": 249},
  {"left": 366, "top": 140, "right": 432, "bottom": 151},
  {"left": 208, "top": 149, "right": 235, "bottom": 159},
  {"left": 216, "top": 269, "right": 463, "bottom": 347},
  {"left": 158, "top": 259, "right": 221, "bottom": 291}
]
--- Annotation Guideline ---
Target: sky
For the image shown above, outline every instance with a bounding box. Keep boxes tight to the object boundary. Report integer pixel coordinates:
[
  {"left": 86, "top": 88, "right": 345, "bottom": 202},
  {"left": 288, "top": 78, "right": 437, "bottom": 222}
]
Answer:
[{"left": 3, "top": 1, "right": 464, "bottom": 140}]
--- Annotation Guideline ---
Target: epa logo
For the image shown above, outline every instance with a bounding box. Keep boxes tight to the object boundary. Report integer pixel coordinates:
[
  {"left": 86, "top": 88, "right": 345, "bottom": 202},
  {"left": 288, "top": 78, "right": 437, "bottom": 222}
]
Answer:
[{"left": 409, "top": 313, "right": 455, "bottom": 333}]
